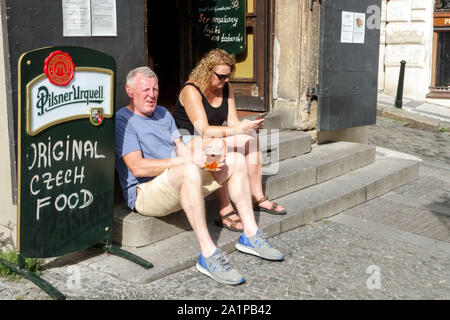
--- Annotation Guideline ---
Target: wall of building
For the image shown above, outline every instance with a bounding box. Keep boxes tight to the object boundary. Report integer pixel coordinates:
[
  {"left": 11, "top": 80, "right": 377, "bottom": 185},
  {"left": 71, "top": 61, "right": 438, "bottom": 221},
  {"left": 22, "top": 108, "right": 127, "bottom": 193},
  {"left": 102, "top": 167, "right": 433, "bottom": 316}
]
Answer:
[
  {"left": 273, "top": 0, "right": 372, "bottom": 144},
  {"left": 272, "top": 0, "right": 320, "bottom": 134},
  {"left": 272, "top": 0, "right": 303, "bottom": 129},
  {"left": 0, "top": 2, "right": 18, "bottom": 250},
  {"left": 380, "top": 0, "right": 450, "bottom": 107},
  {"left": 0, "top": 0, "right": 148, "bottom": 251}
]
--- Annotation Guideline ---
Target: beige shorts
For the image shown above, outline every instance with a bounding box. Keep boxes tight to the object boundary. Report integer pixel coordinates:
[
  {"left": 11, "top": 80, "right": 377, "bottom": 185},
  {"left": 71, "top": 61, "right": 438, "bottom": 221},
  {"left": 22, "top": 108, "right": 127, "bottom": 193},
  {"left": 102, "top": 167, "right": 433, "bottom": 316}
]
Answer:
[{"left": 134, "top": 168, "right": 221, "bottom": 217}]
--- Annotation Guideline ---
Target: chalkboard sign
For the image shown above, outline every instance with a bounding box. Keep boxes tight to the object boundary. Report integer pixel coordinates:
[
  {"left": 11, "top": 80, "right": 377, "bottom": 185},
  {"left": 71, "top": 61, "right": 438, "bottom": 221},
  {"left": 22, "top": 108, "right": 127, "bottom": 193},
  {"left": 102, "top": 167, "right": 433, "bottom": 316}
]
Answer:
[
  {"left": 195, "top": 0, "right": 246, "bottom": 55},
  {"left": 17, "top": 46, "right": 115, "bottom": 258}
]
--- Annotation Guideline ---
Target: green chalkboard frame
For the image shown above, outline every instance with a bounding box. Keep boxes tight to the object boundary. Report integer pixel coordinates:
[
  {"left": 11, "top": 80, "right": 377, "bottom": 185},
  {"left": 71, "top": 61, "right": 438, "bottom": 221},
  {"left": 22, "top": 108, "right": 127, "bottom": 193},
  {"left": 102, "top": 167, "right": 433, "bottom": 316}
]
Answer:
[{"left": 17, "top": 46, "right": 116, "bottom": 258}]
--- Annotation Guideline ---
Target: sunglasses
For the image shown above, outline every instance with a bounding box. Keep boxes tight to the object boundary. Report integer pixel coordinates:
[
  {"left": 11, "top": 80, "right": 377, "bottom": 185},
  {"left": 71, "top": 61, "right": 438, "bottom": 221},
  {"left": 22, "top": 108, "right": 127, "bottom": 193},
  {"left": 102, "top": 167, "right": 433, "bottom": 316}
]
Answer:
[{"left": 213, "top": 71, "right": 232, "bottom": 81}]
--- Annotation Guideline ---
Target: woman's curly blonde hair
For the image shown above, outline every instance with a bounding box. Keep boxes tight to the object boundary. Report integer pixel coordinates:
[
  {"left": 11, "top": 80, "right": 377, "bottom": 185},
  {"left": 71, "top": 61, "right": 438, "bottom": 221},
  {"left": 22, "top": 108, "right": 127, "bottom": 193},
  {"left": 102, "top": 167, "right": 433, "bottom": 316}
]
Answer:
[{"left": 189, "top": 49, "right": 236, "bottom": 92}]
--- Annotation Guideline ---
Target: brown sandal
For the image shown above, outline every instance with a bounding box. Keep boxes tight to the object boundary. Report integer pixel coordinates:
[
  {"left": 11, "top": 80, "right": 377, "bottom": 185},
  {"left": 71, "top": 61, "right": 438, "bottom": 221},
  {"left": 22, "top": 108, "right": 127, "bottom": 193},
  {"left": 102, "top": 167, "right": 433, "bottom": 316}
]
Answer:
[
  {"left": 253, "top": 196, "right": 287, "bottom": 215},
  {"left": 214, "top": 211, "right": 243, "bottom": 232}
]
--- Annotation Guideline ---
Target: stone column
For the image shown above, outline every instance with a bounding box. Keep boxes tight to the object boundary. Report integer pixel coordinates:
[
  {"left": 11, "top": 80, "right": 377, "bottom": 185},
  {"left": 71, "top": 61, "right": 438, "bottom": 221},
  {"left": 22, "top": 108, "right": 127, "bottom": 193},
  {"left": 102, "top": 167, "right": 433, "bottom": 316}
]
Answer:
[
  {"left": 273, "top": 0, "right": 320, "bottom": 140},
  {"left": 379, "top": 0, "right": 388, "bottom": 90}
]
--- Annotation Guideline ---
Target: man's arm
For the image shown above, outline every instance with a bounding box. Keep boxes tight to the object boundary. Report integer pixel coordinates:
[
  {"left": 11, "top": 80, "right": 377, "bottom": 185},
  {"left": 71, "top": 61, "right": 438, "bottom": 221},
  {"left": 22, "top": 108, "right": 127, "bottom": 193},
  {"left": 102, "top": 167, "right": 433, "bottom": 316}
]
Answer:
[
  {"left": 174, "top": 137, "right": 189, "bottom": 158},
  {"left": 173, "top": 137, "right": 206, "bottom": 169},
  {"left": 122, "top": 149, "right": 185, "bottom": 178}
]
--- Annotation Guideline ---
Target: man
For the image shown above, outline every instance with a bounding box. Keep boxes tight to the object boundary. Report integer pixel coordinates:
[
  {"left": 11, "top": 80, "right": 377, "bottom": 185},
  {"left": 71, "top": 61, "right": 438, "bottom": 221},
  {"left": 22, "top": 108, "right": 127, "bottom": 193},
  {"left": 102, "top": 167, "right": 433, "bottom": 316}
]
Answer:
[{"left": 115, "top": 67, "right": 284, "bottom": 285}]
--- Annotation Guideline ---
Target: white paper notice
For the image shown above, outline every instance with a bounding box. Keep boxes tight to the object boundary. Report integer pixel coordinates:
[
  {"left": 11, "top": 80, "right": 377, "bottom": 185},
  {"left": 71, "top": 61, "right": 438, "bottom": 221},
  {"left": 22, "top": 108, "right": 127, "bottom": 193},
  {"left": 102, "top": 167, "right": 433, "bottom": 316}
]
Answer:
[
  {"left": 63, "top": 0, "right": 91, "bottom": 37},
  {"left": 91, "top": 0, "right": 117, "bottom": 36},
  {"left": 341, "top": 11, "right": 354, "bottom": 43},
  {"left": 353, "top": 13, "right": 366, "bottom": 44}
]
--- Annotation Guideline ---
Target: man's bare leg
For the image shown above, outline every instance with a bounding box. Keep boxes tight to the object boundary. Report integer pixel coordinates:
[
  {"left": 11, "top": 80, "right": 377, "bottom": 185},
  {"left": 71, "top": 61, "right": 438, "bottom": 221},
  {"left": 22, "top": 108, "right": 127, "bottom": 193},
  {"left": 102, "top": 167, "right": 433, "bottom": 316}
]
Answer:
[
  {"left": 167, "top": 162, "right": 216, "bottom": 257},
  {"left": 214, "top": 151, "right": 284, "bottom": 261}
]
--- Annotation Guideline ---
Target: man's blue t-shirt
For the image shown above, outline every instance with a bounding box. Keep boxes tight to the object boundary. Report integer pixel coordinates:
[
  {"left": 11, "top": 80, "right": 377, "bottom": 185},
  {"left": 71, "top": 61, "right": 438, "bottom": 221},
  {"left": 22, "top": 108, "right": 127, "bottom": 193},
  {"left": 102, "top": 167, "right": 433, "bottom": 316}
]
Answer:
[{"left": 115, "top": 106, "right": 181, "bottom": 210}]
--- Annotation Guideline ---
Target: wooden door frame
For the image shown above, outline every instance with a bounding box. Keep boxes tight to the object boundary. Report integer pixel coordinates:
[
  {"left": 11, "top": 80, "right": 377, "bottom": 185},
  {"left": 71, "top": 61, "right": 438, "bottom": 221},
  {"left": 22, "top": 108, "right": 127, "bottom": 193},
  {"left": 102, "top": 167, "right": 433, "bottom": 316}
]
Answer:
[
  {"left": 427, "top": 8, "right": 450, "bottom": 99},
  {"left": 232, "top": 0, "right": 274, "bottom": 112},
  {"left": 266, "top": 0, "right": 275, "bottom": 112}
]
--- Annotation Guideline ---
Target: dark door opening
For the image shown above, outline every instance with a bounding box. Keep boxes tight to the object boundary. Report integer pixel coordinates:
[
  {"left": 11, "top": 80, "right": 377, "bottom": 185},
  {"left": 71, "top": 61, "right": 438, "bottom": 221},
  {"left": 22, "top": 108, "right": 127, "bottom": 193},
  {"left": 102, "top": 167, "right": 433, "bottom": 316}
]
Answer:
[
  {"left": 147, "top": 1, "right": 182, "bottom": 113},
  {"left": 436, "top": 31, "right": 450, "bottom": 87},
  {"left": 146, "top": 0, "right": 272, "bottom": 113}
]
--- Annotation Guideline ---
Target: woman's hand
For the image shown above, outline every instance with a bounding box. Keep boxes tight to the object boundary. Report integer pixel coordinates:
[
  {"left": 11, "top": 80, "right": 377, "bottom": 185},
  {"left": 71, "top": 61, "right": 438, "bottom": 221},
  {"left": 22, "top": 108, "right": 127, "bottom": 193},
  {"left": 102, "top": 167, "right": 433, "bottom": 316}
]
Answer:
[{"left": 237, "top": 118, "right": 264, "bottom": 133}]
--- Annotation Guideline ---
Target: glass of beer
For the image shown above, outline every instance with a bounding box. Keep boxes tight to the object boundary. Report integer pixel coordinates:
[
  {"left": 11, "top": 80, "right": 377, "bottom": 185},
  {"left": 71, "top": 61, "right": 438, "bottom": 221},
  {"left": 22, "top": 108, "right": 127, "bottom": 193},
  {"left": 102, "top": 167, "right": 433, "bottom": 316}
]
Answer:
[{"left": 204, "top": 138, "right": 223, "bottom": 171}]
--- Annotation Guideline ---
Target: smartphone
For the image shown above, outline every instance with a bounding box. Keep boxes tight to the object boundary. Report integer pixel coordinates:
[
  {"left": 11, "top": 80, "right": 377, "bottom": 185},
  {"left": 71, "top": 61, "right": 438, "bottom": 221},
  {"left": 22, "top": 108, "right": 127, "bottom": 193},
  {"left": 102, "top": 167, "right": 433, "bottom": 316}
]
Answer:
[{"left": 256, "top": 112, "right": 268, "bottom": 120}]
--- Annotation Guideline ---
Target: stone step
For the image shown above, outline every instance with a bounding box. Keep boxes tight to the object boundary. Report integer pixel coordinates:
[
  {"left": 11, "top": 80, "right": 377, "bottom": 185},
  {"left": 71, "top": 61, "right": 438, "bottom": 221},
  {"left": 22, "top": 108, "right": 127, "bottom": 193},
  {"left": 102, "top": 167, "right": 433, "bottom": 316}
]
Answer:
[
  {"left": 74, "top": 155, "right": 419, "bottom": 284},
  {"left": 261, "top": 129, "right": 311, "bottom": 165},
  {"left": 264, "top": 141, "right": 375, "bottom": 199},
  {"left": 112, "top": 140, "right": 374, "bottom": 247}
]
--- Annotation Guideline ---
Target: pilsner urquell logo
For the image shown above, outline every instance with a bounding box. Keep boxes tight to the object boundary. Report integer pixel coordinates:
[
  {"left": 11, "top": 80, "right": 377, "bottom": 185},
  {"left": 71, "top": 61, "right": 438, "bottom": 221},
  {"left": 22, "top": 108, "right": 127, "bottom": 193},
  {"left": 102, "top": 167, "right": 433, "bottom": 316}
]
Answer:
[{"left": 36, "top": 85, "right": 104, "bottom": 116}]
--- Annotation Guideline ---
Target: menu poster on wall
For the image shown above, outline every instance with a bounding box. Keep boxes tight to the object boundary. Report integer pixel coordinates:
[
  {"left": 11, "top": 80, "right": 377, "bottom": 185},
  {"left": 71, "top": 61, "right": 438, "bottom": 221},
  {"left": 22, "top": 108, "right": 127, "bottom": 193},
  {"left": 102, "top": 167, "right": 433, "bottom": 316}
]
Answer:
[
  {"left": 353, "top": 13, "right": 366, "bottom": 44},
  {"left": 91, "top": 0, "right": 117, "bottom": 36},
  {"left": 62, "top": 0, "right": 117, "bottom": 37},
  {"left": 62, "top": 0, "right": 91, "bottom": 37},
  {"left": 340, "top": 11, "right": 366, "bottom": 44}
]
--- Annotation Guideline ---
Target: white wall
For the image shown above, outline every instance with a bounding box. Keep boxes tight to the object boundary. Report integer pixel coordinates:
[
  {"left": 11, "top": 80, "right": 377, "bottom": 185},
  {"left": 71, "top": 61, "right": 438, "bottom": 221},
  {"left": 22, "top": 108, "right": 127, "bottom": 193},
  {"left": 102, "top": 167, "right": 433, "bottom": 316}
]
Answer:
[{"left": 380, "top": 0, "right": 450, "bottom": 107}]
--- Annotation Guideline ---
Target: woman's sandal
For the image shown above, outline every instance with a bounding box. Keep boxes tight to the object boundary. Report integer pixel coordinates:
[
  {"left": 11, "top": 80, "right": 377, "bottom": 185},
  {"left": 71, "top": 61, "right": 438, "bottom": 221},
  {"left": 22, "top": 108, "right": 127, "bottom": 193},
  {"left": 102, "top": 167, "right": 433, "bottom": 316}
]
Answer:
[
  {"left": 253, "top": 196, "right": 287, "bottom": 215},
  {"left": 214, "top": 210, "right": 244, "bottom": 232}
]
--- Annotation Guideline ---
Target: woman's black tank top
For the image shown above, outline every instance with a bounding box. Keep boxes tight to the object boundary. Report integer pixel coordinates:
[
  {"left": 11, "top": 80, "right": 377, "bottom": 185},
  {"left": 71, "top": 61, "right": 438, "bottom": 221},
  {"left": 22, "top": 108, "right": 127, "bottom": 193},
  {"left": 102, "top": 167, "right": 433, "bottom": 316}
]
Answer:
[{"left": 173, "top": 82, "right": 229, "bottom": 135}]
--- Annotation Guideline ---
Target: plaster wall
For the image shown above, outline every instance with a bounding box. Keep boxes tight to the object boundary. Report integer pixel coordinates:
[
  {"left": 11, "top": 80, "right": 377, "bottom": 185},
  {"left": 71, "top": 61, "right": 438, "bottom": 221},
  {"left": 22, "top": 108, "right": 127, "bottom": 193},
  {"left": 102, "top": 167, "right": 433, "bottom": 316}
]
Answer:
[
  {"left": 380, "top": 0, "right": 450, "bottom": 107},
  {"left": 0, "top": 1, "right": 18, "bottom": 250},
  {"left": 273, "top": 0, "right": 320, "bottom": 131}
]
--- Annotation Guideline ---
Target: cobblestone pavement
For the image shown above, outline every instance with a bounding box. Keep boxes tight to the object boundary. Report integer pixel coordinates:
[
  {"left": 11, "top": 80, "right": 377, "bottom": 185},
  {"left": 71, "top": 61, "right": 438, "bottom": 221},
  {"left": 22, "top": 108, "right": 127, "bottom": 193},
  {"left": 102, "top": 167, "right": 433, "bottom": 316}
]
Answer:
[
  {"left": 369, "top": 116, "right": 450, "bottom": 166},
  {"left": 1, "top": 116, "right": 449, "bottom": 300},
  {"left": 1, "top": 218, "right": 449, "bottom": 300}
]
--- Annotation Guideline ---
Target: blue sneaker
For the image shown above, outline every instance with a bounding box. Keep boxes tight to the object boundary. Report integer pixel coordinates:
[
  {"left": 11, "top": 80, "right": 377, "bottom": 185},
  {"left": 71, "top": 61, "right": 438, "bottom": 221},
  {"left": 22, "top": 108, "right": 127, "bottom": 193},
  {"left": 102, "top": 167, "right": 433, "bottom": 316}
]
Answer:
[
  {"left": 196, "top": 248, "right": 245, "bottom": 285},
  {"left": 235, "top": 229, "right": 284, "bottom": 261}
]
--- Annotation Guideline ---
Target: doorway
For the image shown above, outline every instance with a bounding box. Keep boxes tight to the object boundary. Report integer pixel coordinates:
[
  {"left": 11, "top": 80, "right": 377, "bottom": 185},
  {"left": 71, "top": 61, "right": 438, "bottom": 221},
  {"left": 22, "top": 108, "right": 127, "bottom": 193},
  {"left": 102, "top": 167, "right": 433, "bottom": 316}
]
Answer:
[
  {"left": 146, "top": 0, "right": 272, "bottom": 113},
  {"left": 147, "top": 1, "right": 183, "bottom": 112}
]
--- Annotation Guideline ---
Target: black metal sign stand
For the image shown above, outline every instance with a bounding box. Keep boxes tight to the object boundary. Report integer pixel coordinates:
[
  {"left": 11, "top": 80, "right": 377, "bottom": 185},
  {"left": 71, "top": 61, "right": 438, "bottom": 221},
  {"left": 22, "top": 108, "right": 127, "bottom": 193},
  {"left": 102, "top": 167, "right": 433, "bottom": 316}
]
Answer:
[
  {"left": 0, "top": 233, "right": 153, "bottom": 300},
  {"left": 103, "top": 238, "right": 153, "bottom": 270},
  {"left": 0, "top": 253, "right": 66, "bottom": 300}
]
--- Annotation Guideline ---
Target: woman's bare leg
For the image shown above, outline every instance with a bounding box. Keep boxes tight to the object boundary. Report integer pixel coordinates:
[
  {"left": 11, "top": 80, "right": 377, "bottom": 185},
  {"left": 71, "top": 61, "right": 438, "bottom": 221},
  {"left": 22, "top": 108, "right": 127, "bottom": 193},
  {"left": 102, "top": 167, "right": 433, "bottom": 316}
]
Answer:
[{"left": 225, "top": 134, "right": 286, "bottom": 213}]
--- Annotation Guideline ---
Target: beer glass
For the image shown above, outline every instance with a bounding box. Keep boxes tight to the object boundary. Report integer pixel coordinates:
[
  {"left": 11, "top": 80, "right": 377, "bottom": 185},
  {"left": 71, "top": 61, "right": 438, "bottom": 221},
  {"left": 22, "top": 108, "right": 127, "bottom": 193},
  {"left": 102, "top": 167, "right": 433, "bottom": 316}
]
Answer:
[{"left": 204, "top": 138, "right": 223, "bottom": 171}]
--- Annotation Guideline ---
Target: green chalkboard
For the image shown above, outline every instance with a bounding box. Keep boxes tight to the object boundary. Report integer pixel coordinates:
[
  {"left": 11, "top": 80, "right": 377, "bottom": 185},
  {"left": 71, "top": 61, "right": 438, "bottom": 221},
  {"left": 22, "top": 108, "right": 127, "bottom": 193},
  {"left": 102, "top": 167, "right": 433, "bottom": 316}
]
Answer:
[
  {"left": 17, "top": 46, "right": 116, "bottom": 258},
  {"left": 195, "top": 0, "right": 246, "bottom": 55}
]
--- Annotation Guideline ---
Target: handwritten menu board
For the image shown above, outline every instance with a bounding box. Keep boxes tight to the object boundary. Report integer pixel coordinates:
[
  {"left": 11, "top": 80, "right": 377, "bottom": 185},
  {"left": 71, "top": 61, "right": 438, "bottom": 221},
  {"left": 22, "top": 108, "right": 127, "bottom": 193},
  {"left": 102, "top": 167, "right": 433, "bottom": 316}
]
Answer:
[
  {"left": 195, "top": 0, "right": 246, "bottom": 55},
  {"left": 17, "top": 46, "right": 115, "bottom": 258}
]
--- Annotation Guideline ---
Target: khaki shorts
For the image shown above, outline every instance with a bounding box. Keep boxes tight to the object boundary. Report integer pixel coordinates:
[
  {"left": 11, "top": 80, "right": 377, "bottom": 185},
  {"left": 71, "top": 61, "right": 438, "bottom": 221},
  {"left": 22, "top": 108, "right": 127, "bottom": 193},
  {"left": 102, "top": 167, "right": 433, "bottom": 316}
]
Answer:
[{"left": 134, "top": 168, "right": 221, "bottom": 217}]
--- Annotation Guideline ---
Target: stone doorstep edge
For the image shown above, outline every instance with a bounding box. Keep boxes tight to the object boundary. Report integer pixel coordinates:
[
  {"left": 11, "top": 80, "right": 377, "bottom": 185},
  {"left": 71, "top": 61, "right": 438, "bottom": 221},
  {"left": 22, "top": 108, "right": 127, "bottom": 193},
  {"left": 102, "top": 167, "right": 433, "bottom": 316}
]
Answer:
[{"left": 377, "top": 105, "right": 441, "bottom": 132}]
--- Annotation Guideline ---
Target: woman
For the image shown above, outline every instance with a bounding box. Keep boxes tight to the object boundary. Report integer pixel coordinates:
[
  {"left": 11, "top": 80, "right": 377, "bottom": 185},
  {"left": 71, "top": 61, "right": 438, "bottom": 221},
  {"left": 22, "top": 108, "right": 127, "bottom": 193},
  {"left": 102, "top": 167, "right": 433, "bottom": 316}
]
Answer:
[{"left": 173, "top": 49, "right": 286, "bottom": 232}]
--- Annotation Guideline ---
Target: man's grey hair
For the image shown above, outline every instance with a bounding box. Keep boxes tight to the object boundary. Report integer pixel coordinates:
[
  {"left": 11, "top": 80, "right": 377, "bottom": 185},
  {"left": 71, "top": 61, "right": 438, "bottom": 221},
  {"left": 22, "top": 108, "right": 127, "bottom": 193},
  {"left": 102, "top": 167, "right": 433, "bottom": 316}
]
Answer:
[{"left": 126, "top": 66, "right": 158, "bottom": 87}]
